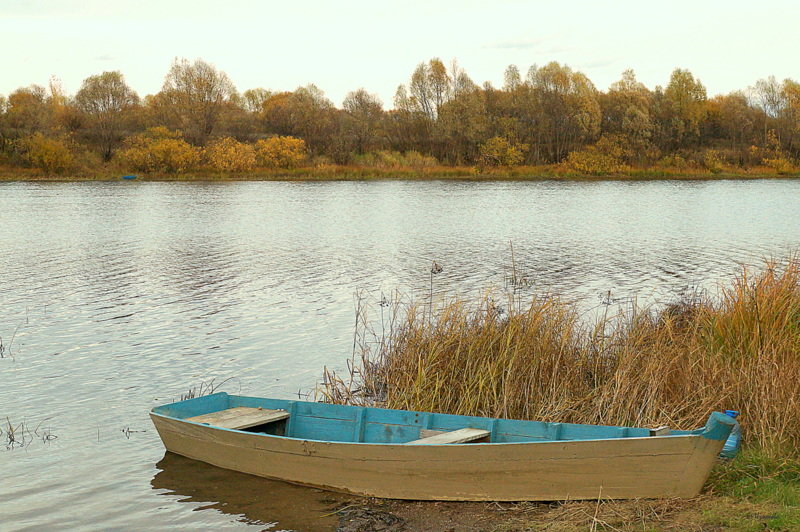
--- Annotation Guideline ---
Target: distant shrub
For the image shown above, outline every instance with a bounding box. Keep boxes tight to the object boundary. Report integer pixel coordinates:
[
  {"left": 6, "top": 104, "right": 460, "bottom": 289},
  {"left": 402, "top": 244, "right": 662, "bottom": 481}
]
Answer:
[
  {"left": 403, "top": 150, "right": 438, "bottom": 169},
  {"left": 18, "top": 133, "right": 74, "bottom": 174},
  {"left": 565, "top": 135, "right": 631, "bottom": 175},
  {"left": 762, "top": 156, "right": 795, "bottom": 174},
  {"left": 71, "top": 144, "right": 104, "bottom": 173},
  {"left": 118, "top": 127, "right": 200, "bottom": 173},
  {"left": 310, "top": 154, "right": 334, "bottom": 167},
  {"left": 657, "top": 153, "right": 692, "bottom": 170},
  {"left": 478, "top": 136, "right": 526, "bottom": 167},
  {"left": 205, "top": 137, "right": 256, "bottom": 172},
  {"left": 702, "top": 149, "right": 724, "bottom": 173},
  {"left": 254, "top": 136, "right": 307, "bottom": 169},
  {"left": 758, "top": 130, "right": 795, "bottom": 174},
  {"left": 355, "top": 150, "right": 438, "bottom": 169}
]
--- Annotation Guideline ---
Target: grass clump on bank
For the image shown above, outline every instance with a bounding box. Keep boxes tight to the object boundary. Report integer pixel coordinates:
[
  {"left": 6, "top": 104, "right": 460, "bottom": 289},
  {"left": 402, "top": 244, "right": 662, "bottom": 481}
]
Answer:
[
  {"left": 322, "top": 258, "right": 800, "bottom": 528},
  {"left": 322, "top": 258, "right": 800, "bottom": 457}
]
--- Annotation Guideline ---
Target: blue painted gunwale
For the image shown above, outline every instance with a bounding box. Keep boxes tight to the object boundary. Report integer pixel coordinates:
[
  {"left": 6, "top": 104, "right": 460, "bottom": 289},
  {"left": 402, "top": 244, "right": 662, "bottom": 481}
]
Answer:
[{"left": 151, "top": 392, "right": 735, "bottom": 445}]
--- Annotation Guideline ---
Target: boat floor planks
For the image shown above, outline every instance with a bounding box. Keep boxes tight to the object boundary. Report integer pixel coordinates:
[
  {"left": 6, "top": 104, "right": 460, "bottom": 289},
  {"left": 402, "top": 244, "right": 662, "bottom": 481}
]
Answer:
[
  {"left": 407, "top": 428, "right": 490, "bottom": 444},
  {"left": 186, "top": 407, "right": 289, "bottom": 430}
]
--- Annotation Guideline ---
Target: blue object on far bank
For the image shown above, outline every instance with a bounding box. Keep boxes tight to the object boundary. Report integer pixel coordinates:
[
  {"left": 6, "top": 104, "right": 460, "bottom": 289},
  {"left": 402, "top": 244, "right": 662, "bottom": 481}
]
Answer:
[
  {"left": 122, "top": 175, "right": 137, "bottom": 180},
  {"left": 720, "top": 410, "right": 741, "bottom": 459}
]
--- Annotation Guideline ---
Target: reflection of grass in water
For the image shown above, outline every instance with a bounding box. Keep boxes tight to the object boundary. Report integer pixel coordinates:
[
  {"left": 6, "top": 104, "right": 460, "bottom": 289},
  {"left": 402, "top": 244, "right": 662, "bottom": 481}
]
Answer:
[{"left": 3, "top": 417, "right": 57, "bottom": 450}]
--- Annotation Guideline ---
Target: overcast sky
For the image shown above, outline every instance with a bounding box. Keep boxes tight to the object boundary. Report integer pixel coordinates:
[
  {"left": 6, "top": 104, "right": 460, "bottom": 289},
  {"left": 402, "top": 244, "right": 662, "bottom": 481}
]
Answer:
[{"left": 1, "top": 0, "right": 798, "bottom": 108}]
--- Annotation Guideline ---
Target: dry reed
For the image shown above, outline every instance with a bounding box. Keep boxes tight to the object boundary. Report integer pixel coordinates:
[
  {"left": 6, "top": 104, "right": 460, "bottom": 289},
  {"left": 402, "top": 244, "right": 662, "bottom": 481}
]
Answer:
[{"left": 320, "top": 258, "right": 800, "bottom": 457}]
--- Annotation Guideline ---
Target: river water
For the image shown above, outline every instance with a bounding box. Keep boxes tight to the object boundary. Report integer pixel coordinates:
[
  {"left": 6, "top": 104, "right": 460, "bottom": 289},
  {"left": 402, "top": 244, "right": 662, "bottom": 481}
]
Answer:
[{"left": 1, "top": 179, "right": 799, "bottom": 530}]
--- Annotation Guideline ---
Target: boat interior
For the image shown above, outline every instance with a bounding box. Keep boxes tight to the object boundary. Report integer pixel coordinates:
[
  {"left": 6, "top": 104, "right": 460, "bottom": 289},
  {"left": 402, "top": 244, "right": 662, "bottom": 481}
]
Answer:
[{"left": 151, "top": 392, "right": 698, "bottom": 444}]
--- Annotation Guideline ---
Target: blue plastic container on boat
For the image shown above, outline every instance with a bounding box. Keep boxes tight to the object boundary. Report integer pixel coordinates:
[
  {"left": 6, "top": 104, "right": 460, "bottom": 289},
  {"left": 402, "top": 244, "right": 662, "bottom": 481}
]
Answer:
[{"left": 720, "top": 410, "right": 741, "bottom": 458}]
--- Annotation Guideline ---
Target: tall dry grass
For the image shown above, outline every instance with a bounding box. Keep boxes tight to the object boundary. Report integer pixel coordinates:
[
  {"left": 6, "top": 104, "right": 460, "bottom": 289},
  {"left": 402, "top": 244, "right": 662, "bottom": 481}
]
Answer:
[{"left": 321, "top": 259, "right": 800, "bottom": 457}]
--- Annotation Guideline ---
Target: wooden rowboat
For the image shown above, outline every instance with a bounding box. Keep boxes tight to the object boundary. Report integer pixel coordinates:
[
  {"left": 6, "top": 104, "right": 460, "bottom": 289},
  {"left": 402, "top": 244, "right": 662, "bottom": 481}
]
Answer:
[{"left": 150, "top": 392, "right": 736, "bottom": 501}]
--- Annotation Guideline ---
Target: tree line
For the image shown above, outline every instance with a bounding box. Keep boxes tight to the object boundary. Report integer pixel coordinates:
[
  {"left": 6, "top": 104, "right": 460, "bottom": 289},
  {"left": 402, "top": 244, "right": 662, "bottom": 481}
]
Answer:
[{"left": 1, "top": 57, "right": 798, "bottom": 174}]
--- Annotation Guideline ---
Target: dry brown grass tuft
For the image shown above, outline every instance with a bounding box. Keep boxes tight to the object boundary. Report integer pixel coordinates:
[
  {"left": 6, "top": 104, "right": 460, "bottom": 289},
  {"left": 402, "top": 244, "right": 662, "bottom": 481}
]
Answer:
[{"left": 321, "top": 258, "right": 800, "bottom": 457}]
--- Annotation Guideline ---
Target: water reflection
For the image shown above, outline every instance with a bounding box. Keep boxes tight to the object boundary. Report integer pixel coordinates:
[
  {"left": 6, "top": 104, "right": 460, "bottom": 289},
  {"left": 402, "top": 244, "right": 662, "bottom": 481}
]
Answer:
[{"left": 152, "top": 453, "right": 347, "bottom": 531}]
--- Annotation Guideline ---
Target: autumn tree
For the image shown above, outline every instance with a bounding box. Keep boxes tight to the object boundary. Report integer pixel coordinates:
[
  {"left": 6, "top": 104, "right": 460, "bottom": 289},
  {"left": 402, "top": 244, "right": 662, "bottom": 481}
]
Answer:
[
  {"left": 601, "top": 70, "right": 654, "bottom": 156},
  {"left": 392, "top": 59, "right": 476, "bottom": 159},
  {"left": 503, "top": 65, "right": 522, "bottom": 92},
  {"left": 47, "top": 77, "right": 83, "bottom": 133},
  {"left": 342, "top": 88, "right": 384, "bottom": 154},
  {"left": 387, "top": 85, "right": 430, "bottom": 153},
  {"left": 75, "top": 71, "right": 139, "bottom": 160},
  {"left": 438, "top": 85, "right": 489, "bottom": 163},
  {"left": 241, "top": 88, "right": 272, "bottom": 113},
  {"left": 781, "top": 79, "right": 800, "bottom": 157},
  {"left": 525, "top": 62, "right": 601, "bottom": 162},
  {"left": 260, "top": 85, "right": 336, "bottom": 156},
  {"left": 0, "top": 95, "right": 6, "bottom": 154},
  {"left": 158, "top": 58, "right": 237, "bottom": 145},
  {"left": 3, "top": 85, "right": 51, "bottom": 138},
  {"left": 407, "top": 58, "right": 452, "bottom": 121},
  {"left": 708, "top": 92, "right": 758, "bottom": 155},
  {"left": 751, "top": 76, "right": 784, "bottom": 142},
  {"left": 661, "top": 68, "right": 707, "bottom": 149}
]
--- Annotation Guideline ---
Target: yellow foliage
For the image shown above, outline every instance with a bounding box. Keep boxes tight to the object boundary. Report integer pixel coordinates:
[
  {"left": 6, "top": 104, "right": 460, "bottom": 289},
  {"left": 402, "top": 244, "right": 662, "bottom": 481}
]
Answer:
[
  {"left": 254, "top": 136, "right": 307, "bottom": 169},
  {"left": 355, "top": 150, "right": 438, "bottom": 169},
  {"left": 759, "top": 130, "right": 795, "bottom": 174},
  {"left": 702, "top": 149, "right": 724, "bottom": 173},
  {"left": 205, "top": 137, "right": 256, "bottom": 172},
  {"left": 18, "top": 133, "right": 74, "bottom": 174},
  {"left": 657, "top": 154, "right": 691, "bottom": 170},
  {"left": 565, "top": 135, "right": 631, "bottom": 175},
  {"left": 118, "top": 127, "right": 200, "bottom": 173},
  {"left": 478, "top": 136, "right": 526, "bottom": 167},
  {"left": 762, "top": 157, "right": 795, "bottom": 174}
]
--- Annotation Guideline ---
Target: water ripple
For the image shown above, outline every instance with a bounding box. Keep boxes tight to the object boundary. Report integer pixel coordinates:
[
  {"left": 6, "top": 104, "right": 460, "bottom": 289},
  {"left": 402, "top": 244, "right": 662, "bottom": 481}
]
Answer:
[{"left": 1, "top": 179, "right": 800, "bottom": 530}]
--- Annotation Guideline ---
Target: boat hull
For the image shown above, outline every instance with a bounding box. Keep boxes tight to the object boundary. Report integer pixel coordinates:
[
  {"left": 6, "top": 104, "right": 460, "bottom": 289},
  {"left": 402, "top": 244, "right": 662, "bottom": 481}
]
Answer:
[{"left": 150, "top": 412, "right": 726, "bottom": 501}]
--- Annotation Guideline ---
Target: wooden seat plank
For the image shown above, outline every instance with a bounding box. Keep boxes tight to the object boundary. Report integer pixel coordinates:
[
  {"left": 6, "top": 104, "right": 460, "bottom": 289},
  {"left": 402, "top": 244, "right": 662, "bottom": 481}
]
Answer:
[
  {"left": 186, "top": 407, "right": 289, "bottom": 430},
  {"left": 407, "top": 427, "right": 490, "bottom": 445}
]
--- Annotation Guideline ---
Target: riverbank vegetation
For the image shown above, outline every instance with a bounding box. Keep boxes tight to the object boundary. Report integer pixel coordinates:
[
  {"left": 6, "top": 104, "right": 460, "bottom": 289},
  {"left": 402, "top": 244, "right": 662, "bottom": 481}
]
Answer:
[
  {"left": 320, "top": 258, "right": 800, "bottom": 529},
  {"left": 2, "top": 58, "right": 800, "bottom": 180},
  {"left": 323, "top": 258, "right": 800, "bottom": 456}
]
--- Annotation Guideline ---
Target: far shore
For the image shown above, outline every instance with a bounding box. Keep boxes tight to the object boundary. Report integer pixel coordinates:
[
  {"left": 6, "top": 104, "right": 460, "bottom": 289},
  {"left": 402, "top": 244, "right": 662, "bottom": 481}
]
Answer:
[{"left": 2, "top": 164, "right": 799, "bottom": 182}]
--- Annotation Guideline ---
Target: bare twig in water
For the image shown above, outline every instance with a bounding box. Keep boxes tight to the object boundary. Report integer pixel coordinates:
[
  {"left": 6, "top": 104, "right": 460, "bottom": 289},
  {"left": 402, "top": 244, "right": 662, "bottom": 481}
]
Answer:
[
  {"left": 429, "top": 260, "right": 443, "bottom": 317},
  {"left": 121, "top": 427, "right": 147, "bottom": 439},
  {"left": 3, "top": 416, "right": 53, "bottom": 450},
  {"left": 0, "top": 321, "right": 24, "bottom": 360}
]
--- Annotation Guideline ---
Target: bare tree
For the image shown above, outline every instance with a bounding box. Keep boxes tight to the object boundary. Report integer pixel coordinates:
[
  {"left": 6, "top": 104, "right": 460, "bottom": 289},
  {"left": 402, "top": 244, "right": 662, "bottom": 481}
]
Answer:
[
  {"left": 75, "top": 71, "right": 139, "bottom": 160},
  {"left": 159, "top": 58, "right": 237, "bottom": 145}
]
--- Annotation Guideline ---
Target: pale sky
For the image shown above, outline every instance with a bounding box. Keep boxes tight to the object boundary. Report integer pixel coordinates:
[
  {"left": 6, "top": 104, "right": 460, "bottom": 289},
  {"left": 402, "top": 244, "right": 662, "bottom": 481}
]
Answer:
[{"left": 1, "top": 0, "right": 798, "bottom": 108}]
